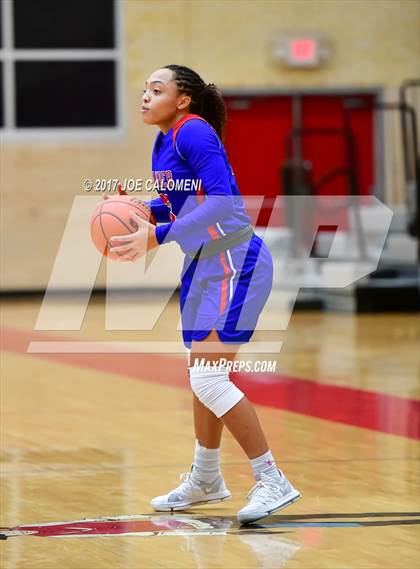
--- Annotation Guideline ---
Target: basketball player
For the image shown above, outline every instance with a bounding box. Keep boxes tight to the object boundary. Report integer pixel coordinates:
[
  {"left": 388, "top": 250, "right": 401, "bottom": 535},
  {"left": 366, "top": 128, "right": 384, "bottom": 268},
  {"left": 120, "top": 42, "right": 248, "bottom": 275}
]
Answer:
[{"left": 109, "top": 65, "right": 301, "bottom": 524}]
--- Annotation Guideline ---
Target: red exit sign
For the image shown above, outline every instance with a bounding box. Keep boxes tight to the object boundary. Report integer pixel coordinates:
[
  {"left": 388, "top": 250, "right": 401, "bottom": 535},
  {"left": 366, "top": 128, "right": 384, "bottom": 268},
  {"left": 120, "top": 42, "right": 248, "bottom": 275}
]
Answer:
[
  {"left": 290, "top": 38, "right": 317, "bottom": 63},
  {"left": 272, "top": 32, "right": 331, "bottom": 68}
]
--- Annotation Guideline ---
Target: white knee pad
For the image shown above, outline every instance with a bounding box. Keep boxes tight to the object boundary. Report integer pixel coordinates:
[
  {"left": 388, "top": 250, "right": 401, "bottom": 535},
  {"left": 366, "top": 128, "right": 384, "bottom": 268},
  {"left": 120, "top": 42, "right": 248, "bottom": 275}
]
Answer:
[{"left": 188, "top": 366, "right": 244, "bottom": 418}]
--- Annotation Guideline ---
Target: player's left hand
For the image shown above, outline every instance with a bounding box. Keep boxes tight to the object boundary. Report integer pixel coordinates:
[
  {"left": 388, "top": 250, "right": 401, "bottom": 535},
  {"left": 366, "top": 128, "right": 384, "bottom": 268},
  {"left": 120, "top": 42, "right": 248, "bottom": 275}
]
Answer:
[{"left": 109, "top": 211, "right": 158, "bottom": 262}]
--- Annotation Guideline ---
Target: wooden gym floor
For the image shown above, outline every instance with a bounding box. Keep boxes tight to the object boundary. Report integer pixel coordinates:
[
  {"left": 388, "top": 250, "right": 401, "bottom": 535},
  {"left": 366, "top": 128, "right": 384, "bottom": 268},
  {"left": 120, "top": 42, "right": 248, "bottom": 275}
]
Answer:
[{"left": 0, "top": 294, "right": 419, "bottom": 569}]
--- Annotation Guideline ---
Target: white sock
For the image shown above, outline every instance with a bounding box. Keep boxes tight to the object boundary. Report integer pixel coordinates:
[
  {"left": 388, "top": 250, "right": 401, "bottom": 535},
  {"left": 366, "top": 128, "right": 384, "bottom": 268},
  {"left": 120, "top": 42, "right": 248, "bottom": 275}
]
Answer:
[
  {"left": 250, "top": 450, "right": 280, "bottom": 482},
  {"left": 191, "top": 440, "right": 221, "bottom": 483}
]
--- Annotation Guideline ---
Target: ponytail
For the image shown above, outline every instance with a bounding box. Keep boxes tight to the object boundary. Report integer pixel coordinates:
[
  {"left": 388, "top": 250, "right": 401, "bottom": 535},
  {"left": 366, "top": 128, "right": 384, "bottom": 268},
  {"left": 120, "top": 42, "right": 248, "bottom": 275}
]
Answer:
[{"left": 164, "top": 64, "right": 227, "bottom": 140}]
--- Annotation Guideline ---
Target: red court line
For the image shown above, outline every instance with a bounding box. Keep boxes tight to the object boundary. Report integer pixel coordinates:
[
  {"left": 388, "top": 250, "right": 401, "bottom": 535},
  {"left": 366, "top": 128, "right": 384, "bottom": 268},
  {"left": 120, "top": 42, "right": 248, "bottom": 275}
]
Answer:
[
  {"left": 233, "top": 372, "right": 420, "bottom": 440},
  {"left": 1, "top": 326, "right": 419, "bottom": 440},
  {"left": 0, "top": 326, "right": 188, "bottom": 389}
]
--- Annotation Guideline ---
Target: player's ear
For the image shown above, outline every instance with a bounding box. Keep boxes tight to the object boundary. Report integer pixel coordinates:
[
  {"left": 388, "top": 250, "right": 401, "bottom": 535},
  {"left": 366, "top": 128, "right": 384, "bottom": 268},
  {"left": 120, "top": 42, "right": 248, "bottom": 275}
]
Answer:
[{"left": 177, "top": 94, "right": 191, "bottom": 110}]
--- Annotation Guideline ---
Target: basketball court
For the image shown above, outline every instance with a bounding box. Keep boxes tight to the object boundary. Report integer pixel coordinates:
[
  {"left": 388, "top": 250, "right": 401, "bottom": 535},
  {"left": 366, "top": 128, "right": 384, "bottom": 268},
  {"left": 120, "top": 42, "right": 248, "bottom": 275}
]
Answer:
[
  {"left": 1, "top": 294, "right": 419, "bottom": 568},
  {"left": 1, "top": 1, "right": 419, "bottom": 568}
]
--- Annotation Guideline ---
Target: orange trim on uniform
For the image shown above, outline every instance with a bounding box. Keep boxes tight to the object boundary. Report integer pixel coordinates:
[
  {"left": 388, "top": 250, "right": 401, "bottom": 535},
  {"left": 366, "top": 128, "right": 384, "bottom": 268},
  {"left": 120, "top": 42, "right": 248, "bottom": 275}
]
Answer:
[
  {"left": 117, "top": 182, "right": 127, "bottom": 195},
  {"left": 196, "top": 185, "right": 205, "bottom": 205},
  {"left": 172, "top": 113, "right": 207, "bottom": 142},
  {"left": 207, "top": 225, "right": 219, "bottom": 240},
  {"left": 160, "top": 193, "right": 176, "bottom": 221},
  {"left": 197, "top": 187, "right": 220, "bottom": 242},
  {"left": 218, "top": 251, "right": 232, "bottom": 314},
  {"left": 175, "top": 118, "right": 231, "bottom": 315},
  {"left": 197, "top": 187, "right": 231, "bottom": 314}
]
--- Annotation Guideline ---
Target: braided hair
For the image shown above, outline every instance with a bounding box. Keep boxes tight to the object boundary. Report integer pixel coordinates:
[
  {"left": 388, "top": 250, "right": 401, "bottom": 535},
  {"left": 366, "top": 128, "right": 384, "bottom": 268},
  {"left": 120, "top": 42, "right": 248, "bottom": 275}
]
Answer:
[{"left": 163, "top": 64, "right": 227, "bottom": 140}]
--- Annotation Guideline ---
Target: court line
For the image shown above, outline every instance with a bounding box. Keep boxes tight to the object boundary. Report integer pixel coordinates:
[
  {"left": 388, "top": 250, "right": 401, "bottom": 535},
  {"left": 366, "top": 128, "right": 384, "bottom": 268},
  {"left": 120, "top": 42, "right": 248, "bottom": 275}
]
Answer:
[
  {"left": 1, "top": 513, "right": 418, "bottom": 539},
  {"left": 234, "top": 371, "right": 420, "bottom": 440},
  {"left": 26, "top": 341, "right": 283, "bottom": 353},
  {"left": 256, "top": 520, "right": 420, "bottom": 528},
  {"left": 1, "top": 325, "right": 419, "bottom": 440},
  {"left": 2, "top": 458, "right": 418, "bottom": 476},
  {"left": 259, "top": 511, "right": 420, "bottom": 519}
]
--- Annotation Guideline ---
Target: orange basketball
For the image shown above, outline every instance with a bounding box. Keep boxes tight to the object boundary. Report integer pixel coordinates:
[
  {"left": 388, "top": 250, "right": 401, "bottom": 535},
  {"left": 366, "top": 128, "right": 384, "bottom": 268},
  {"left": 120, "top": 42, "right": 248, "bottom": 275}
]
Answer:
[{"left": 90, "top": 196, "right": 157, "bottom": 260}]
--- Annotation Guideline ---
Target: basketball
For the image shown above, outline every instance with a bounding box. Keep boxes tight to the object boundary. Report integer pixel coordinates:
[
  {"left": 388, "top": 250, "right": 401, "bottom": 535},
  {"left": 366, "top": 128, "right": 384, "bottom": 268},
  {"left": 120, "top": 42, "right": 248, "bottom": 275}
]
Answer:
[{"left": 90, "top": 196, "right": 157, "bottom": 260}]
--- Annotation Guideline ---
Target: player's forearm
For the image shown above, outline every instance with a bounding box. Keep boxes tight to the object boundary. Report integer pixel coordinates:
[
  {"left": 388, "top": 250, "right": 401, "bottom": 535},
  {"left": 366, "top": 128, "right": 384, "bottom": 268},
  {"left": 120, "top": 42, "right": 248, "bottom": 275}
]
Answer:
[{"left": 155, "top": 194, "right": 234, "bottom": 244}]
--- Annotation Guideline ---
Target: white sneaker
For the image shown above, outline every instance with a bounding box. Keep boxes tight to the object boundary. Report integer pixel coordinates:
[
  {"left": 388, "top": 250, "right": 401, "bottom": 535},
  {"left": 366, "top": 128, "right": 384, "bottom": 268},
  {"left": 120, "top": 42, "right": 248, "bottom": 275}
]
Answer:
[
  {"left": 237, "top": 469, "right": 301, "bottom": 525},
  {"left": 150, "top": 466, "right": 232, "bottom": 512}
]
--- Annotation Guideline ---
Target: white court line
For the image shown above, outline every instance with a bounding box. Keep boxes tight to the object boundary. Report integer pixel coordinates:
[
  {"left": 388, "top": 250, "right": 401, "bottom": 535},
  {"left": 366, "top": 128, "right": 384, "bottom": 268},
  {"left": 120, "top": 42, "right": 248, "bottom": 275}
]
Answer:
[{"left": 27, "top": 341, "right": 283, "bottom": 354}]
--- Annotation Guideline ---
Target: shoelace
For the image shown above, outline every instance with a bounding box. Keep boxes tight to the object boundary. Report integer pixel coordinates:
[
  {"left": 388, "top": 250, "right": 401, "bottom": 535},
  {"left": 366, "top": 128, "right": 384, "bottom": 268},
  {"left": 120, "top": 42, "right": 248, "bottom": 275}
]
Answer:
[
  {"left": 246, "top": 476, "right": 282, "bottom": 505},
  {"left": 179, "top": 472, "right": 190, "bottom": 483},
  {"left": 171, "top": 471, "right": 201, "bottom": 499}
]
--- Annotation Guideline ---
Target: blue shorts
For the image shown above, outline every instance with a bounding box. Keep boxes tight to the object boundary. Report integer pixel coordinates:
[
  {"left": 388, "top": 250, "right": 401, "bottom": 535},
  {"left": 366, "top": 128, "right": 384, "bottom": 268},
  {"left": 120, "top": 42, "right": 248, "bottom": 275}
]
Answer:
[{"left": 179, "top": 234, "right": 273, "bottom": 348}]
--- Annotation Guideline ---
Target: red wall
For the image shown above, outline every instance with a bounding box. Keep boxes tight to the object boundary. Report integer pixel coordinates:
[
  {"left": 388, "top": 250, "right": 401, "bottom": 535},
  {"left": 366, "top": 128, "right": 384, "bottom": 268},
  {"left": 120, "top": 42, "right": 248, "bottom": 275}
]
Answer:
[{"left": 224, "top": 93, "right": 376, "bottom": 226}]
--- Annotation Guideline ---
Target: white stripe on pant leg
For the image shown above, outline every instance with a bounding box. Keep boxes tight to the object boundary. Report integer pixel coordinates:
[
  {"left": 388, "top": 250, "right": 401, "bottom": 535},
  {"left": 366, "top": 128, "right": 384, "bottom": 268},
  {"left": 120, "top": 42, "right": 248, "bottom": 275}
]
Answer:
[
  {"left": 225, "top": 248, "right": 237, "bottom": 301},
  {"left": 215, "top": 222, "right": 237, "bottom": 302},
  {"left": 188, "top": 366, "right": 245, "bottom": 418}
]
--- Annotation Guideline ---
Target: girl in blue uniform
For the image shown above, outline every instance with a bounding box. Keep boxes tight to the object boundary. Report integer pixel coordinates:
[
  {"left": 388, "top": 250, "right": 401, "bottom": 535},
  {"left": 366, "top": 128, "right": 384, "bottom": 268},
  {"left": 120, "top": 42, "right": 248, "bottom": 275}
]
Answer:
[{"left": 110, "top": 64, "right": 300, "bottom": 524}]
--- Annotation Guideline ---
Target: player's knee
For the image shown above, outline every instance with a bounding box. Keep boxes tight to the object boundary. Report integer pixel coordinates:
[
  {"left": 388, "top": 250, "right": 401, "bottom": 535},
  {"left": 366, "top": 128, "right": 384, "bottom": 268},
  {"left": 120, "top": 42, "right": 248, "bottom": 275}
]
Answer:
[{"left": 188, "top": 365, "right": 244, "bottom": 418}]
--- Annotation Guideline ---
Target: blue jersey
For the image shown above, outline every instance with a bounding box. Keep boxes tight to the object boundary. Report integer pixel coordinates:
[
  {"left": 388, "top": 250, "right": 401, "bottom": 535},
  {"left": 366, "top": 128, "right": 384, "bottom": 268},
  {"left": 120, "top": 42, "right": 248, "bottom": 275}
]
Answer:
[
  {"left": 147, "top": 113, "right": 273, "bottom": 348},
  {"left": 148, "top": 114, "right": 251, "bottom": 256}
]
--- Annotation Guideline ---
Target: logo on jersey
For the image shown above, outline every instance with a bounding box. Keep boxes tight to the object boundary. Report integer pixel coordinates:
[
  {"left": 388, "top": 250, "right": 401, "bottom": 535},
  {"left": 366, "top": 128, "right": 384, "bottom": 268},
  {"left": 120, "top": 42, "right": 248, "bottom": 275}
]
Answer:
[
  {"left": 152, "top": 171, "right": 175, "bottom": 220},
  {"left": 153, "top": 170, "right": 173, "bottom": 188}
]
